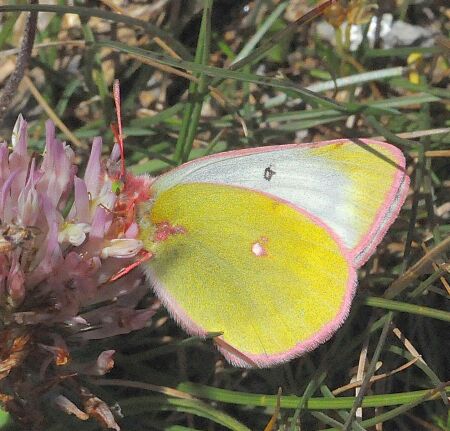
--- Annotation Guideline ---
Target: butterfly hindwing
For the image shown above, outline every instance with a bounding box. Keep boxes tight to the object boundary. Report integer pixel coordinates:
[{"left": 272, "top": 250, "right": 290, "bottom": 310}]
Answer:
[{"left": 138, "top": 183, "right": 356, "bottom": 367}]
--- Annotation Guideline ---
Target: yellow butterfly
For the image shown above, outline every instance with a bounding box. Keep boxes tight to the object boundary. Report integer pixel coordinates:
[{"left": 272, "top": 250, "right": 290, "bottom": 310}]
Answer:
[{"left": 134, "top": 139, "right": 409, "bottom": 367}]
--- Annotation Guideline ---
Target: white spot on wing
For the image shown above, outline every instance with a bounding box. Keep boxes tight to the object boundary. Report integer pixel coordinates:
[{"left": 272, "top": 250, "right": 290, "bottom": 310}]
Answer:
[{"left": 251, "top": 237, "right": 268, "bottom": 257}]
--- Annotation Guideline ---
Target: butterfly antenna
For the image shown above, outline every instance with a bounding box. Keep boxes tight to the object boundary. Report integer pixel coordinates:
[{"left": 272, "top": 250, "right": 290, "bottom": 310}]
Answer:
[
  {"left": 113, "top": 79, "right": 126, "bottom": 179},
  {"left": 107, "top": 250, "right": 154, "bottom": 283}
]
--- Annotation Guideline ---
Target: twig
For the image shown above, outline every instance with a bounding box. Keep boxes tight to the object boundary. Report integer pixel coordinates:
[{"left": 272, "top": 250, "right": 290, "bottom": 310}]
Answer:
[
  {"left": 0, "top": 40, "right": 86, "bottom": 58},
  {"left": 0, "top": 1, "right": 38, "bottom": 121}
]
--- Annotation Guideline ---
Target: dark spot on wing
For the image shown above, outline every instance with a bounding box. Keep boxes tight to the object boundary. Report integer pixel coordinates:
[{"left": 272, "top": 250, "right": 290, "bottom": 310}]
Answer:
[{"left": 264, "top": 166, "right": 276, "bottom": 181}]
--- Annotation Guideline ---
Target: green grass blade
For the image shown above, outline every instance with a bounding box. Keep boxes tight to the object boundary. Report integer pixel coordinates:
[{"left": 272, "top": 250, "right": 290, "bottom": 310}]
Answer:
[
  {"left": 180, "top": 0, "right": 213, "bottom": 163},
  {"left": 364, "top": 296, "right": 450, "bottom": 322},
  {"left": 94, "top": 40, "right": 345, "bottom": 110},
  {"left": 177, "top": 382, "right": 450, "bottom": 410},
  {"left": 322, "top": 385, "right": 447, "bottom": 431},
  {"left": 230, "top": 1, "right": 288, "bottom": 66},
  {"left": 118, "top": 396, "right": 251, "bottom": 431}
]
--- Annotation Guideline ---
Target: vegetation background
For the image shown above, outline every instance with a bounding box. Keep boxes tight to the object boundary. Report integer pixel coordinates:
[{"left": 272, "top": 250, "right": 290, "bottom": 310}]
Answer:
[{"left": 0, "top": 0, "right": 449, "bottom": 430}]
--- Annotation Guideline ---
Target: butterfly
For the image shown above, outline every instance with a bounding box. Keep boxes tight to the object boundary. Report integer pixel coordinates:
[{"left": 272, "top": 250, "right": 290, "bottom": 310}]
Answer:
[{"left": 133, "top": 139, "right": 409, "bottom": 367}]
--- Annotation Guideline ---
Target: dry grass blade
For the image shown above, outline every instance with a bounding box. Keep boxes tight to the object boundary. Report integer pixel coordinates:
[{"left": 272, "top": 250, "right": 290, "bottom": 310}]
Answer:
[
  {"left": 91, "top": 378, "right": 196, "bottom": 400},
  {"left": 23, "top": 75, "right": 87, "bottom": 149},
  {"left": 385, "top": 236, "right": 450, "bottom": 299},
  {"left": 263, "top": 387, "right": 282, "bottom": 431},
  {"left": 332, "top": 357, "right": 420, "bottom": 396},
  {"left": 0, "top": 40, "right": 86, "bottom": 57},
  {"left": 355, "top": 338, "right": 369, "bottom": 420},
  {"left": 371, "top": 127, "right": 450, "bottom": 142},
  {"left": 392, "top": 327, "right": 427, "bottom": 366},
  {"left": 421, "top": 243, "right": 450, "bottom": 295}
]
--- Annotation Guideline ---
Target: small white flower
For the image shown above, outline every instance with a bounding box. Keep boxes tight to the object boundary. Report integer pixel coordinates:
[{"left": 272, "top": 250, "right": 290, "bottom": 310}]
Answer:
[
  {"left": 58, "top": 222, "right": 91, "bottom": 246},
  {"left": 101, "top": 238, "right": 143, "bottom": 259}
]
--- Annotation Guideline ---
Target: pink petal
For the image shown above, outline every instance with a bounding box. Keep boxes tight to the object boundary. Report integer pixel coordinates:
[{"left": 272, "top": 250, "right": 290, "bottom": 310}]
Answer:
[
  {"left": 89, "top": 206, "right": 107, "bottom": 240},
  {"left": 0, "top": 170, "right": 19, "bottom": 222},
  {"left": 17, "top": 159, "right": 41, "bottom": 226},
  {"left": 0, "top": 142, "right": 10, "bottom": 185},
  {"left": 7, "top": 252, "right": 25, "bottom": 306},
  {"left": 37, "top": 121, "right": 73, "bottom": 207},
  {"left": 54, "top": 396, "right": 89, "bottom": 421},
  {"left": 9, "top": 118, "right": 30, "bottom": 200},
  {"left": 73, "top": 177, "right": 90, "bottom": 222},
  {"left": 84, "top": 137, "right": 103, "bottom": 198}
]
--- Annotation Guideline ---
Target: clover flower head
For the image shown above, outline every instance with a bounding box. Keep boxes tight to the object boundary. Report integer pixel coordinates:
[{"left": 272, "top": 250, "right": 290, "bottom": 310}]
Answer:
[{"left": 0, "top": 116, "right": 154, "bottom": 430}]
